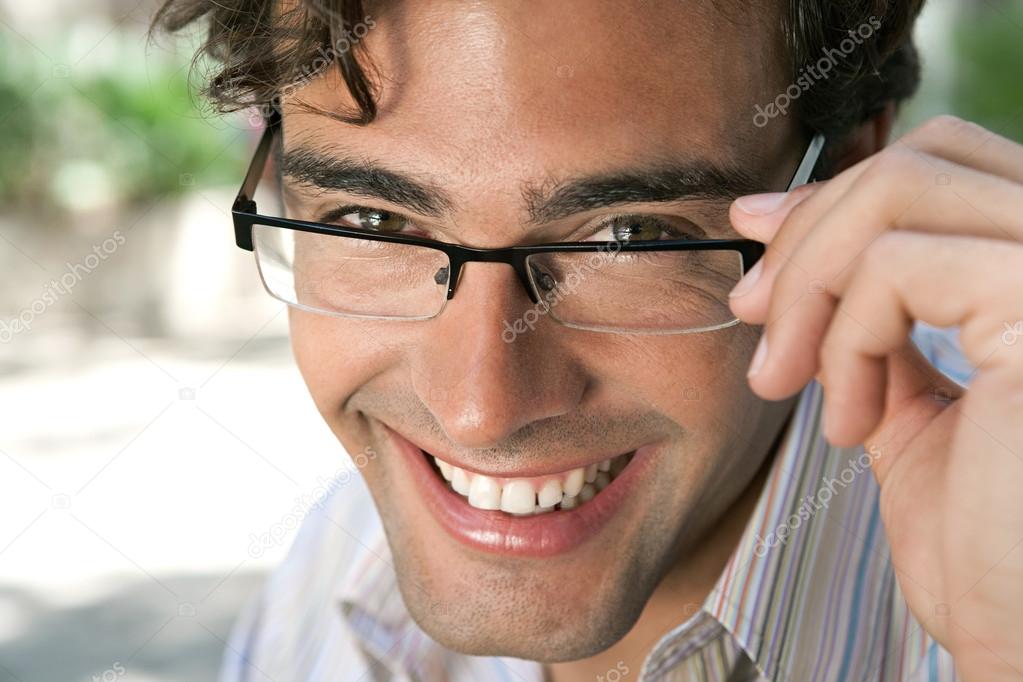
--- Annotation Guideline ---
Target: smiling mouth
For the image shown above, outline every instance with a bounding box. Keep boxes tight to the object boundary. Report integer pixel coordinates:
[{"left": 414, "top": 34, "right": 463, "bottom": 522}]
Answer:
[
  {"left": 387, "top": 426, "right": 657, "bottom": 557},
  {"left": 423, "top": 449, "right": 636, "bottom": 515}
]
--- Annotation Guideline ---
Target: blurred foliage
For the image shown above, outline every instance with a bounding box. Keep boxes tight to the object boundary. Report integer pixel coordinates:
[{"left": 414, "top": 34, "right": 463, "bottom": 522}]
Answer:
[
  {"left": 0, "top": 2, "right": 1020, "bottom": 219},
  {"left": 0, "top": 27, "right": 247, "bottom": 216},
  {"left": 950, "top": 3, "right": 1023, "bottom": 142}
]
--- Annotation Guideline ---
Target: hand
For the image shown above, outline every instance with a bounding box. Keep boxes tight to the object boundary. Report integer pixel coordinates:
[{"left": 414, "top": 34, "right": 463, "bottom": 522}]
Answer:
[{"left": 728, "top": 116, "right": 1023, "bottom": 681}]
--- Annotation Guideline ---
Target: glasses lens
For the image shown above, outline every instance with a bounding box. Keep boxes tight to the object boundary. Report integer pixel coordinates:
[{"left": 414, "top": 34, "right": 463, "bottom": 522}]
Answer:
[
  {"left": 252, "top": 225, "right": 450, "bottom": 318},
  {"left": 525, "top": 247, "right": 744, "bottom": 333}
]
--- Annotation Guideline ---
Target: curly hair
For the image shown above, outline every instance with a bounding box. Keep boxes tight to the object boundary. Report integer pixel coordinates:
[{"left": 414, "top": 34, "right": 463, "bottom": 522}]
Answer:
[{"left": 152, "top": 0, "right": 925, "bottom": 141}]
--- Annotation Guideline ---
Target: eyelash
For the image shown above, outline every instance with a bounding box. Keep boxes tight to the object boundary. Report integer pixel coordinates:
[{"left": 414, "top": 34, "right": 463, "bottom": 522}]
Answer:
[{"left": 318, "top": 204, "right": 707, "bottom": 241}]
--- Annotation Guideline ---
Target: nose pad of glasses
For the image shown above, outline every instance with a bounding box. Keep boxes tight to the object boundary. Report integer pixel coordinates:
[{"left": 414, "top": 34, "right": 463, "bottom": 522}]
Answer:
[
  {"left": 528, "top": 263, "right": 557, "bottom": 293},
  {"left": 433, "top": 265, "right": 449, "bottom": 285}
]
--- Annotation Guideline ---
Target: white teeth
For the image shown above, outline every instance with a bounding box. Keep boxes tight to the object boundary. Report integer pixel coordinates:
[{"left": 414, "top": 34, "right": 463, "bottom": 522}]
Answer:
[
  {"left": 434, "top": 456, "right": 453, "bottom": 481},
  {"left": 537, "top": 479, "right": 563, "bottom": 508},
  {"left": 468, "top": 474, "right": 502, "bottom": 510},
  {"left": 563, "top": 468, "right": 585, "bottom": 497},
  {"left": 579, "top": 483, "right": 596, "bottom": 502},
  {"left": 431, "top": 451, "right": 633, "bottom": 513},
  {"left": 501, "top": 480, "right": 537, "bottom": 514},
  {"left": 452, "top": 467, "right": 471, "bottom": 495}
]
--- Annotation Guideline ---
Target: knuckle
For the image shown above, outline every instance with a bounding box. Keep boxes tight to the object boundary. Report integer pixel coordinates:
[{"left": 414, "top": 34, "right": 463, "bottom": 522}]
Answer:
[
  {"left": 863, "top": 232, "right": 908, "bottom": 271},
  {"left": 770, "top": 256, "right": 802, "bottom": 293},
  {"left": 907, "top": 114, "right": 986, "bottom": 148},
  {"left": 920, "top": 114, "right": 967, "bottom": 135},
  {"left": 869, "top": 144, "right": 924, "bottom": 179}
]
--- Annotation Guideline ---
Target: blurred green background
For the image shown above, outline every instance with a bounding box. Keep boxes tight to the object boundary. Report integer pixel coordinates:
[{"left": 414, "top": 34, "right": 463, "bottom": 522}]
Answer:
[
  {"left": 947, "top": 2, "right": 1023, "bottom": 139},
  {"left": 0, "top": 0, "right": 1020, "bottom": 681},
  {"left": 1, "top": 1, "right": 1021, "bottom": 219},
  {"left": 0, "top": 1, "right": 1019, "bottom": 229},
  {"left": 0, "top": 16, "right": 245, "bottom": 214}
]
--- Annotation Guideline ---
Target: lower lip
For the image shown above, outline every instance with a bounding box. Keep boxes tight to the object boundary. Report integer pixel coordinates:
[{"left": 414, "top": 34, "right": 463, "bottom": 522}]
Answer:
[{"left": 388, "top": 427, "right": 657, "bottom": 558}]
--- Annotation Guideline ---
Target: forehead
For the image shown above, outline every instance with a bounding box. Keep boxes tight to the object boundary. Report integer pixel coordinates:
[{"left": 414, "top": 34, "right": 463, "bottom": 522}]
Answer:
[{"left": 283, "top": 0, "right": 790, "bottom": 190}]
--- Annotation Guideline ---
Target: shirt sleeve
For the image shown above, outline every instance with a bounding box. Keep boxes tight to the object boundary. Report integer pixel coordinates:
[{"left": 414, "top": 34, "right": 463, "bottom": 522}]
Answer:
[
  {"left": 215, "top": 468, "right": 385, "bottom": 681},
  {"left": 218, "top": 584, "right": 269, "bottom": 682}
]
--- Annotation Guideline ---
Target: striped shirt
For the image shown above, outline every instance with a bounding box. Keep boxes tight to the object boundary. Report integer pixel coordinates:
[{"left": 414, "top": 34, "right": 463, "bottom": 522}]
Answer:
[{"left": 221, "top": 325, "right": 966, "bottom": 682}]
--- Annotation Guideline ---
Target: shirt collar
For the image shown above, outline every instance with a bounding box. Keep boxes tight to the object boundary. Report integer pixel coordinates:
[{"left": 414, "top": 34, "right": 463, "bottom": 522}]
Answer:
[
  {"left": 645, "top": 380, "right": 894, "bottom": 681},
  {"left": 335, "top": 511, "right": 543, "bottom": 680},
  {"left": 335, "top": 523, "right": 449, "bottom": 678}
]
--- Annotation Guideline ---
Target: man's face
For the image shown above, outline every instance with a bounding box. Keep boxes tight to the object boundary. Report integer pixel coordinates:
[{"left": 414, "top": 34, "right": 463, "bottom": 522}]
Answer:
[{"left": 282, "top": 0, "right": 799, "bottom": 661}]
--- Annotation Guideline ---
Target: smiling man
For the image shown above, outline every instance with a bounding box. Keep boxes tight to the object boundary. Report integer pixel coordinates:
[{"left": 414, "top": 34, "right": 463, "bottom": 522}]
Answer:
[{"left": 154, "top": 1, "right": 1023, "bottom": 680}]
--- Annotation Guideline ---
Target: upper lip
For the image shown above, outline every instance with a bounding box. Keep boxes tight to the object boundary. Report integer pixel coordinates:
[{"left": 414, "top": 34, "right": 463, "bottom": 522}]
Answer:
[{"left": 389, "top": 426, "right": 641, "bottom": 479}]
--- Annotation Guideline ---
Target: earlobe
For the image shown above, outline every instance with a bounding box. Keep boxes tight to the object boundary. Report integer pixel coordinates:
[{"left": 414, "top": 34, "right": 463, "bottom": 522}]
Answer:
[{"left": 830, "top": 101, "right": 898, "bottom": 173}]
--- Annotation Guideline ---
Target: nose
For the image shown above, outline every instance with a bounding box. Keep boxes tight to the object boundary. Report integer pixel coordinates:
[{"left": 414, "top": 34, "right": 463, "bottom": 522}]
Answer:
[{"left": 411, "top": 261, "right": 588, "bottom": 449}]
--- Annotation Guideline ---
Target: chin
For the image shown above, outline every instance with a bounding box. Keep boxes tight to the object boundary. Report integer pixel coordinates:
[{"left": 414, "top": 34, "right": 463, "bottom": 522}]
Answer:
[
  {"left": 391, "top": 544, "right": 653, "bottom": 662},
  {"left": 348, "top": 409, "right": 745, "bottom": 663}
]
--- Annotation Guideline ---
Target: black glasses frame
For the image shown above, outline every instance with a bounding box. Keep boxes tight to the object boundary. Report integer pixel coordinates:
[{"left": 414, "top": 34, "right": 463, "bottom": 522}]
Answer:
[{"left": 231, "top": 110, "right": 825, "bottom": 306}]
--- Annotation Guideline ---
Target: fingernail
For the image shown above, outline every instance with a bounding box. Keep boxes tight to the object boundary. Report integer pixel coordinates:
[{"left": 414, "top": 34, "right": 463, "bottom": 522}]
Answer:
[
  {"left": 735, "top": 192, "right": 787, "bottom": 215},
  {"left": 748, "top": 335, "right": 768, "bottom": 377},
  {"left": 729, "top": 260, "right": 763, "bottom": 298}
]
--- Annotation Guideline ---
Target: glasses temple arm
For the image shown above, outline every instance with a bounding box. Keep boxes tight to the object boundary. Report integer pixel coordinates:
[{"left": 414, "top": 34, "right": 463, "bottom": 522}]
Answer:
[
  {"left": 232, "top": 111, "right": 281, "bottom": 213},
  {"left": 786, "top": 132, "right": 826, "bottom": 191}
]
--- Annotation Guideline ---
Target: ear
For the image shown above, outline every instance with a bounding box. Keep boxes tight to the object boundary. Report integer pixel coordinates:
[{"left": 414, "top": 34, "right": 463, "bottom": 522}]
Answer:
[{"left": 830, "top": 101, "right": 897, "bottom": 173}]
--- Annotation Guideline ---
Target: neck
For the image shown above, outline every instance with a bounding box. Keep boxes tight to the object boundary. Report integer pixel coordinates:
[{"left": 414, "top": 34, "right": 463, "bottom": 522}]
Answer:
[{"left": 545, "top": 401, "right": 794, "bottom": 682}]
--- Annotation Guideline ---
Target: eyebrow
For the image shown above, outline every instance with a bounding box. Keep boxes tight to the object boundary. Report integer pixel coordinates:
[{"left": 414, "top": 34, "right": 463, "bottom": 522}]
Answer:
[
  {"left": 523, "top": 163, "right": 760, "bottom": 224},
  {"left": 281, "top": 147, "right": 454, "bottom": 217},
  {"left": 280, "top": 146, "right": 761, "bottom": 225}
]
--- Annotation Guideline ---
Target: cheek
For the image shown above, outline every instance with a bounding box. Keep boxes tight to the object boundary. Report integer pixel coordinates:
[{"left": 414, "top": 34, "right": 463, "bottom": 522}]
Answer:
[
  {"left": 584, "top": 325, "right": 759, "bottom": 420},
  {"left": 289, "top": 310, "right": 410, "bottom": 493},
  {"left": 584, "top": 325, "right": 765, "bottom": 488},
  {"left": 288, "top": 308, "right": 397, "bottom": 416}
]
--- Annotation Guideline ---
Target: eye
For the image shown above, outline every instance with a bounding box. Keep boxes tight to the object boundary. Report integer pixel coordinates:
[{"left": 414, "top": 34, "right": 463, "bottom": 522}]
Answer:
[
  {"left": 587, "top": 214, "right": 705, "bottom": 242},
  {"left": 320, "top": 205, "right": 411, "bottom": 234}
]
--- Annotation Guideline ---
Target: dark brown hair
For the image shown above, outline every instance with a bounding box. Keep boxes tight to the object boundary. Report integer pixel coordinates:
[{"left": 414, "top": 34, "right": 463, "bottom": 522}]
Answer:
[{"left": 152, "top": 0, "right": 925, "bottom": 141}]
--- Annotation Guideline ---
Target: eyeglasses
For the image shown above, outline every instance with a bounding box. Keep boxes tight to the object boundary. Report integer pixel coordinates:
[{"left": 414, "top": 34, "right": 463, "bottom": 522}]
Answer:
[{"left": 231, "top": 112, "right": 824, "bottom": 334}]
